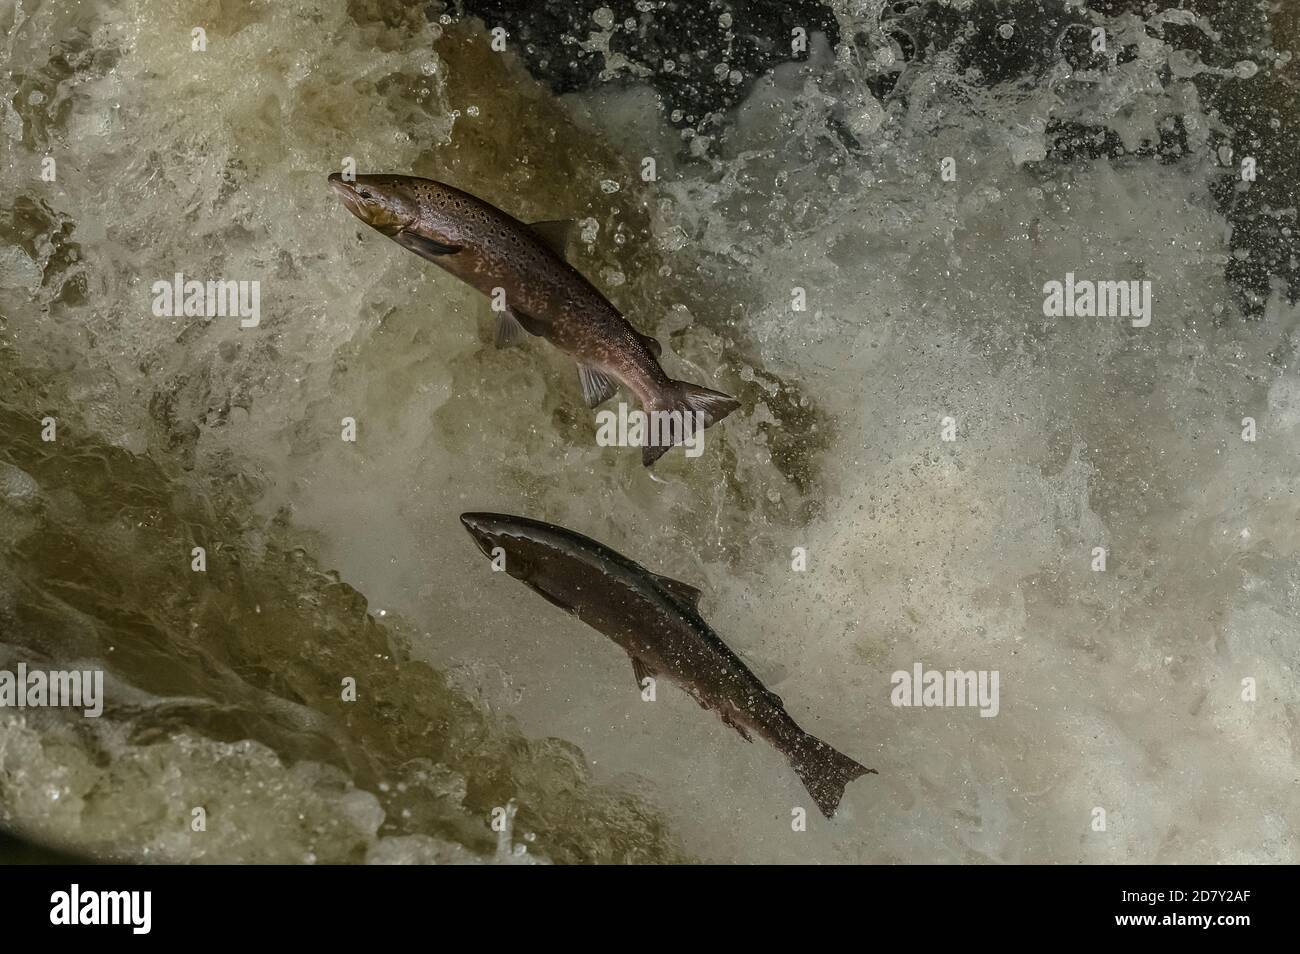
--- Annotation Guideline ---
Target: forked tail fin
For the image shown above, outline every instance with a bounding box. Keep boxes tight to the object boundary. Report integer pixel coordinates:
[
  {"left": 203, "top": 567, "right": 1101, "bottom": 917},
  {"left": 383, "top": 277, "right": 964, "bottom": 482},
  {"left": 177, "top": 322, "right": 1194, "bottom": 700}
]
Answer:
[
  {"left": 788, "top": 732, "right": 875, "bottom": 819},
  {"left": 641, "top": 380, "right": 741, "bottom": 467}
]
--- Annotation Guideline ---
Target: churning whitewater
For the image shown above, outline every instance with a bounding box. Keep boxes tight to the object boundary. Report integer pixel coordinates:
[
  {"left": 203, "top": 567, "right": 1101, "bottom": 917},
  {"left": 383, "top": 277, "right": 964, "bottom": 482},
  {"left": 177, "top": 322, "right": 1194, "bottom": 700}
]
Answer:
[{"left": 0, "top": 0, "right": 1297, "bottom": 865}]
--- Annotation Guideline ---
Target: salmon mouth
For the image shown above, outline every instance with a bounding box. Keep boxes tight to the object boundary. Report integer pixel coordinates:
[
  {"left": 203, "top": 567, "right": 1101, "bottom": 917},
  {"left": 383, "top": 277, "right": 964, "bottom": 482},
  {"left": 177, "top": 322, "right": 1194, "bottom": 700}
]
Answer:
[
  {"left": 327, "top": 172, "right": 355, "bottom": 196},
  {"left": 327, "top": 173, "right": 409, "bottom": 236},
  {"left": 460, "top": 512, "right": 503, "bottom": 556},
  {"left": 328, "top": 173, "right": 368, "bottom": 220},
  {"left": 327, "top": 174, "right": 423, "bottom": 239}
]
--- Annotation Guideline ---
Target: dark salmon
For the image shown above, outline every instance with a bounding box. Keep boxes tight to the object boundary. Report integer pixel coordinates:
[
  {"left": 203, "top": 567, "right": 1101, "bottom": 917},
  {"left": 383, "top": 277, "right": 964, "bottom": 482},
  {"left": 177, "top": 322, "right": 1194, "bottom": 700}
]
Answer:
[{"left": 329, "top": 173, "right": 740, "bottom": 465}]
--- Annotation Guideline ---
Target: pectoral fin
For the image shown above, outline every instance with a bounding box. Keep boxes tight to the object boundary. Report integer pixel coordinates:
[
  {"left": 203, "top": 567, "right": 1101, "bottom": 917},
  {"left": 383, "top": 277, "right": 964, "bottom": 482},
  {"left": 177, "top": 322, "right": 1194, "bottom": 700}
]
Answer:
[
  {"left": 579, "top": 365, "right": 618, "bottom": 407},
  {"left": 720, "top": 707, "right": 754, "bottom": 742},
  {"left": 632, "top": 657, "right": 655, "bottom": 690},
  {"left": 393, "top": 229, "right": 461, "bottom": 261}
]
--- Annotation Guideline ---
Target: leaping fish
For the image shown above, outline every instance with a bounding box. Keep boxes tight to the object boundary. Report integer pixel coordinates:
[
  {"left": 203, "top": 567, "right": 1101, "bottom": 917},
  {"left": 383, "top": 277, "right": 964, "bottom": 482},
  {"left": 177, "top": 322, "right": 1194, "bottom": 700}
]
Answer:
[
  {"left": 328, "top": 173, "right": 740, "bottom": 465},
  {"left": 460, "top": 512, "right": 875, "bottom": 817}
]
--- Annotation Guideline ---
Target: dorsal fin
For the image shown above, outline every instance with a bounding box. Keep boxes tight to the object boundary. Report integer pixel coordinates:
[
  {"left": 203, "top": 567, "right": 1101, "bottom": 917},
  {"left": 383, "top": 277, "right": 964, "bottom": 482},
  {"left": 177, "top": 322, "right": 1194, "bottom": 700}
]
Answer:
[
  {"left": 653, "top": 572, "right": 703, "bottom": 609},
  {"left": 529, "top": 219, "right": 576, "bottom": 257}
]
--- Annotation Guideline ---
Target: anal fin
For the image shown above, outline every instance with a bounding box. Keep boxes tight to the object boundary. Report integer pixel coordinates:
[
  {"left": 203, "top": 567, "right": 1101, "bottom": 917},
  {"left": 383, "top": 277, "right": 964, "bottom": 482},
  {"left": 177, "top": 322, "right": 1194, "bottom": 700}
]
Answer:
[
  {"left": 579, "top": 365, "right": 618, "bottom": 407},
  {"left": 720, "top": 706, "right": 753, "bottom": 742}
]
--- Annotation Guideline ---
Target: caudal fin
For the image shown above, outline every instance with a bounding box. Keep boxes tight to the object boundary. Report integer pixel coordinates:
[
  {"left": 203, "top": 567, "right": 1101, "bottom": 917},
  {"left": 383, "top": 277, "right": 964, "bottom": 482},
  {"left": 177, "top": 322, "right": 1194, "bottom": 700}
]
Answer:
[
  {"left": 641, "top": 381, "right": 741, "bottom": 467},
  {"left": 788, "top": 733, "right": 875, "bottom": 819}
]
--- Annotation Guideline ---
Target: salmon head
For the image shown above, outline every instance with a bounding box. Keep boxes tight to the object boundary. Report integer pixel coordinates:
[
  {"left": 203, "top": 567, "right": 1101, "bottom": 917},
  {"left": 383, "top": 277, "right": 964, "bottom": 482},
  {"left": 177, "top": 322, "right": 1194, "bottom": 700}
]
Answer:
[
  {"left": 460, "top": 512, "right": 578, "bottom": 586},
  {"left": 328, "top": 173, "right": 423, "bottom": 237}
]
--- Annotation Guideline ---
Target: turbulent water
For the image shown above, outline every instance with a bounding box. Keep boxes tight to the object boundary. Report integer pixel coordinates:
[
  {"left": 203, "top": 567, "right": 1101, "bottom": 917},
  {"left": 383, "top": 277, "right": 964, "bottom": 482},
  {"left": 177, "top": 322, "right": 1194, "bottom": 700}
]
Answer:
[{"left": 0, "top": 0, "right": 1297, "bottom": 863}]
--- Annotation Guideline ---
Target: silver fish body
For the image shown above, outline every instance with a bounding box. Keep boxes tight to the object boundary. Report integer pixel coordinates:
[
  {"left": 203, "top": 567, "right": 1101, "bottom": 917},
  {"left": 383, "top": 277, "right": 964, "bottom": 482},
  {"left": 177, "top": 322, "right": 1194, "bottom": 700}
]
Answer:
[{"left": 460, "top": 512, "right": 874, "bottom": 817}]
